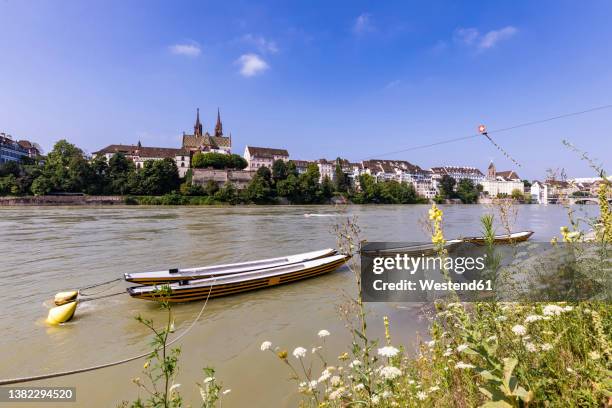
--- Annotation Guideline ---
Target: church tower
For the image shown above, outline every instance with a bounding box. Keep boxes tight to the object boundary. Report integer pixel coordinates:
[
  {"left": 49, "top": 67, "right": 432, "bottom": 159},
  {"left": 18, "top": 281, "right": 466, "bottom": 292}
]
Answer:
[
  {"left": 487, "top": 161, "right": 496, "bottom": 180},
  {"left": 194, "top": 108, "right": 203, "bottom": 136},
  {"left": 214, "top": 108, "right": 223, "bottom": 137}
]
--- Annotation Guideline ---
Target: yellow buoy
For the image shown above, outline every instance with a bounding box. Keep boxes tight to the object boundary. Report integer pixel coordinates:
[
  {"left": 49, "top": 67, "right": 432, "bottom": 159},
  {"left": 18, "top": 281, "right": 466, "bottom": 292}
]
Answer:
[
  {"left": 46, "top": 301, "right": 77, "bottom": 325},
  {"left": 54, "top": 290, "right": 78, "bottom": 306}
]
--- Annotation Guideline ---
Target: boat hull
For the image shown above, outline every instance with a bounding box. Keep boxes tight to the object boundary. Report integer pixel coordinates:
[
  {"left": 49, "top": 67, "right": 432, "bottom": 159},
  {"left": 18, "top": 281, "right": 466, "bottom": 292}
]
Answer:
[
  {"left": 127, "top": 255, "right": 349, "bottom": 302},
  {"left": 464, "top": 231, "right": 534, "bottom": 245},
  {"left": 124, "top": 248, "right": 337, "bottom": 285}
]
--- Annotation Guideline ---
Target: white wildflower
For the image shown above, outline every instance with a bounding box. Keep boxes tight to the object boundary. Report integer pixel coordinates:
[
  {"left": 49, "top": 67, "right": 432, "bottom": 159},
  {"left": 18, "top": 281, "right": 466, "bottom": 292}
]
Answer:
[
  {"left": 496, "top": 315, "right": 508, "bottom": 321},
  {"left": 378, "top": 346, "right": 400, "bottom": 358},
  {"left": 349, "top": 360, "right": 362, "bottom": 368},
  {"left": 222, "top": 389, "right": 231, "bottom": 395},
  {"left": 318, "top": 329, "right": 330, "bottom": 338},
  {"left": 329, "top": 387, "right": 344, "bottom": 400},
  {"left": 566, "top": 367, "right": 575, "bottom": 374},
  {"left": 511, "top": 324, "right": 528, "bottom": 336},
  {"left": 457, "top": 344, "right": 469, "bottom": 352},
  {"left": 427, "top": 340, "right": 436, "bottom": 348},
  {"left": 204, "top": 377, "right": 214, "bottom": 384},
  {"left": 543, "top": 304, "right": 565, "bottom": 316},
  {"left": 408, "top": 380, "right": 415, "bottom": 385},
  {"left": 429, "top": 386, "right": 440, "bottom": 392},
  {"left": 486, "top": 335, "right": 497, "bottom": 342},
  {"left": 355, "top": 383, "right": 365, "bottom": 391},
  {"left": 456, "top": 361, "right": 475, "bottom": 369},
  {"left": 312, "top": 346, "right": 322, "bottom": 354},
  {"left": 318, "top": 369, "right": 331, "bottom": 383},
  {"left": 588, "top": 351, "right": 601, "bottom": 360},
  {"left": 293, "top": 347, "right": 307, "bottom": 359},
  {"left": 443, "top": 348, "right": 453, "bottom": 357},
  {"left": 416, "top": 391, "right": 428, "bottom": 400},
  {"left": 524, "top": 314, "right": 544, "bottom": 323},
  {"left": 563, "top": 305, "right": 574, "bottom": 312},
  {"left": 380, "top": 366, "right": 402, "bottom": 380},
  {"left": 524, "top": 342, "right": 538, "bottom": 352},
  {"left": 330, "top": 376, "right": 341, "bottom": 387},
  {"left": 541, "top": 343, "right": 553, "bottom": 351},
  {"left": 382, "top": 390, "right": 392, "bottom": 398},
  {"left": 371, "top": 394, "right": 380, "bottom": 404},
  {"left": 260, "top": 341, "right": 272, "bottom": 351}
]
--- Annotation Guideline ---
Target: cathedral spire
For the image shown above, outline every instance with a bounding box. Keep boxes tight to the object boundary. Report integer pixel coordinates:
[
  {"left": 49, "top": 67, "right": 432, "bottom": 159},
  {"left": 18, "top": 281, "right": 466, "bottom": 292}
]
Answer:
[
  {"left": 214, "top": 107, "right": 223, "bottom": 137},
  {"left": 194, "top": 108, "right": 203, "bottom": 136}
]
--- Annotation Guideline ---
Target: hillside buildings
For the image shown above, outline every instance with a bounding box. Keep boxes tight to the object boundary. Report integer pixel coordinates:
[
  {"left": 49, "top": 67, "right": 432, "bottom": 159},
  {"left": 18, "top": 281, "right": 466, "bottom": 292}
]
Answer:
[
  {"left": 480, "top": 162, "right": 524, "bottom": 197},
  {"left": 92, "top": 143, "right": 191, "bottom": 177},
  {"left": 243, "top": 146, "right": 289, "bottom": 170},
  {"left": 0, "top": 132, "right": 40, "bottom": 164}
]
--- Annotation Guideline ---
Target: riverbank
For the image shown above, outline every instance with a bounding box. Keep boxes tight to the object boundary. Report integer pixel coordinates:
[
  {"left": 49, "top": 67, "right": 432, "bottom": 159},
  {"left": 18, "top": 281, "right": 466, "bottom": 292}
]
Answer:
[{"left": 0, "top": 195, "right": 125, "bottom": 206}]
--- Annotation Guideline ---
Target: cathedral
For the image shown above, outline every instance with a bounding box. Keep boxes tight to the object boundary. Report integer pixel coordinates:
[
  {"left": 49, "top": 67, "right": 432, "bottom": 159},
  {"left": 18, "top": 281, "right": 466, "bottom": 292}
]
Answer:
[{"left": 182, "top": 108, "right": 232, "bottom": 154}]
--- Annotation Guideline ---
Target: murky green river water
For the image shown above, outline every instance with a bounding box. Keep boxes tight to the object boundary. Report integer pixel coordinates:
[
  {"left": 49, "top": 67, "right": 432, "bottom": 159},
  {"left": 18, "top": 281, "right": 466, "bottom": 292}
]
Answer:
[{"left": 0, "top": 204, "right": 599, "bottom": 407}]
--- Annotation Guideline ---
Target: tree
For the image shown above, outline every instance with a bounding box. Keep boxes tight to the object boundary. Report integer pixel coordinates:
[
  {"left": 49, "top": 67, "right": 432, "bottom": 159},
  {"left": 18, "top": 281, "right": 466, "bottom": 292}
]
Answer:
[
  {"left": 227, "top": 154, "right": 248, "bottom": 170},
  {"left": 334, "top": 158, "right": 348, "bottom": 192},
  {"left": 108, "top": 153, "right": 135, "bottom": 195},
  {"left": 286, "top": 161, "right": 298, "bottom": 177},
  {"left": 243, "top": 173, "right": 273, "bottom": 203},
  {"left": 439, "top": 175, "right": 456, "bottom": 199},
  {"left": 297, "top": 163, "right": 322, "bottom": 204},
  {"left": 133, "top": 158, "right": 180, "bottom": 195},
  {"left": 456, "top": 179, "right": 479, "bottom": 204},
  {"left": 276, "top": 174, "right": 300, "bottom": 201},
  {"left": 191, "top": 152, "right": 227, "bottom": 169},
  {"left": 272, "top": 160, "right": 288, "bottom": 183},
  {"left": 511, "top": 188, "right": 524, "bottom": 201},
  {"left": 321, "top": 176, "right": 334, "bottom": 200},
  {"left": 214, "top": 182, "right": 239, "bottom": 204}
]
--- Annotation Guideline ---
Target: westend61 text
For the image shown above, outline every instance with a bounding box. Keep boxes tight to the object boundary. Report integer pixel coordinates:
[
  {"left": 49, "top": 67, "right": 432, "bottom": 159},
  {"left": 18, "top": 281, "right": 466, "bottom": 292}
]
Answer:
[
  {"left": 372, "top": 254, "right": 487, "bottom": 275},
  {"left": 372, "top": 279, "right": 493, "bottom": 292}
]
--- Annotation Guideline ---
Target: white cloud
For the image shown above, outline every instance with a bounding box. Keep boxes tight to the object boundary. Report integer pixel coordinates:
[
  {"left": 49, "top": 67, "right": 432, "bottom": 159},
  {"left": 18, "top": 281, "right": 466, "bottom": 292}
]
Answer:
[
  {"left": 241, "top": 34, "right": 278, "bottom": 54},
  {"left": 479, "top": 26, "right": 518, "bottom": 49},
  {"left": 353, "top": 13, "right": 374, "bottom": 34},
  {"left": 384, "top": 79, "right": 401, "bottom": 89},
  {"left": 169, "top": 42, "right": 201, "bottom": 57},
  {"left": 454, "top": 27, "right": 479, "bottom": 46},
  {"left": 236, "top": 53, "right": 269, "bottom": 77},
  {"left": 453, "top": 26, "right": 517, "bottom": 50}
]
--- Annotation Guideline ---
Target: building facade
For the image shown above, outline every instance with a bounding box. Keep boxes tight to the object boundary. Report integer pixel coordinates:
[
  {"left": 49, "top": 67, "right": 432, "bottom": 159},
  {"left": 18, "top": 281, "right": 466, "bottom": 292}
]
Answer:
[
  {"left": 243, "top": 146, "right": 289, "bottom": 170},
  {"left": 0, "top": 133, "right": 31, "bottom": 164},
  {"left": 191, "top": 168, "right": 255, "bottom": 189},
  {"left": 480, "top": 162, "right": 524, "bottom": 197},
  {"left": 530, "top": 181, "right": 549, "bottom": 204},
  {"left": 182, "top": 109, "right": 232, "bottom": 155},
  {"left": 430, "top": 166, "right": 486, "bottom": 188},
  {"left": 92, "top": 143, "right": 191, "bottom": 177}
]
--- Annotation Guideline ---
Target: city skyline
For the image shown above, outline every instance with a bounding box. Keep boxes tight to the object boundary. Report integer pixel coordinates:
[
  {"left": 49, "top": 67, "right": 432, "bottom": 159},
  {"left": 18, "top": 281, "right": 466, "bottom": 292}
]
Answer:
[{"left": 1, "top": 0, "right": 612, "bottom": 179}]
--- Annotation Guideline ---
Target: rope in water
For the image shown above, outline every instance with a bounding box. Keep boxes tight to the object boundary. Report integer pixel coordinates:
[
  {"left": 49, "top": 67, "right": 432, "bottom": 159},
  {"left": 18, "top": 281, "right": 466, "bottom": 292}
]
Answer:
[
  {"left": 0, "top": 281, "right": 215, "bottom": 386},
  {"left": 78, "top": 277, "right": 123, "bottom": 296}
]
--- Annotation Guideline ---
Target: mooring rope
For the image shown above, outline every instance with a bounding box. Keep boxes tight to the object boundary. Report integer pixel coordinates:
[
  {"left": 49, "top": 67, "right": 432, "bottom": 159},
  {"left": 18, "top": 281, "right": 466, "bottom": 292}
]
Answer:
[
  {"left": 77, "top": 277, "right": 123, "bottom": 296},
  {"left": 0, "top": 280, "right": 215, "bottom": 386}
]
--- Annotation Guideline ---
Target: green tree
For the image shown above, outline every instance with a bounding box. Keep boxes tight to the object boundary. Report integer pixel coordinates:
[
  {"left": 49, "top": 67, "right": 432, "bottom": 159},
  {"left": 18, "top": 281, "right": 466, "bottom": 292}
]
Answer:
[
  {"left": 272, "top": 160, "right": 288, "bottom": 183},
  {"left": 243, "top": 172, "right": 273, "bottom": 203},
  {"left": 286, "top": 161, "right": 299, "bottom": 177},
  {"left": 214, "top": 182, "right": 239, "bottom": 204},
  {"left": 227, "top": 154, "right": 248, "bottom": 170},
  {"left": 456, "top": 178, "right": 479, "bottom": 204},
  {"left": 191, "top": 152, "right": 226, "bottom": 169},
  {"left": 108, "top": 153, "right": 136, "bottom": 195},
  {"left": 276, "top": 174, "right": 300, "bottom": 201},
  {"left": 439, "top": 175, "right": 456, "bottom": 199},
  {"left": 297, "top": 163, "right": 322, "bottom": 204},
  {"left": 511, "top": 188, "right": 524, "bottom": 201},
  {"left": 334, "top": 158, "right": 348, "bottom": 192},
  {"left": 321, "top": 175, "right": 334, "bottom": 200},
  {"left": 134, "top": 158, "right": 180, "bottom": 195}
]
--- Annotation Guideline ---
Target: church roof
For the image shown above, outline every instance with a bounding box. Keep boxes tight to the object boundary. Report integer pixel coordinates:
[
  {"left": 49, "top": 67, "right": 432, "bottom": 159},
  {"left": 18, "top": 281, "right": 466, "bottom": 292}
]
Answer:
[{"left": 183, "top": 134, "right": 232, "bottom": 149}]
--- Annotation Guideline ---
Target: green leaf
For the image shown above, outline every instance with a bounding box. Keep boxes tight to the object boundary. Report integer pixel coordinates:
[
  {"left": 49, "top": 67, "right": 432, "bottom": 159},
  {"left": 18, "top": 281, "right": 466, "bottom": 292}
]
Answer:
[
  {"left": 502, "top": 358, "right": 518, "bottom": 391},
  {"left": 480, "top": 401, "right": 513, "bottom": 408}
]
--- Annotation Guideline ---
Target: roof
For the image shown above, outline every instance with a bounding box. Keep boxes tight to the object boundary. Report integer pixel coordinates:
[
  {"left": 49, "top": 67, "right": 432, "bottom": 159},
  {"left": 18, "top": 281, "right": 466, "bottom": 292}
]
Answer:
[
  {"left": 245, "top": 146, "right": 289, "bottom": 158},
  {"left": 17, "top": 140, "right": 33, "bottom": 149},
  {"left": 362, "top": 159, "right": 424, "bottom": 174},
  {"left": 290, "top": 159, "right": 313, "bottom": 167},
  {"left": 183, "top": 133, "right": 231, "bottom": 149},
  {"left": 496, "top": 170, "right": 520, "bottom": 180},
  {"left": 93, "top": 144, "right": 188, "bottom": 158},
  {"left": 430, "top": 166, "right": 485, "bottom": 177}
]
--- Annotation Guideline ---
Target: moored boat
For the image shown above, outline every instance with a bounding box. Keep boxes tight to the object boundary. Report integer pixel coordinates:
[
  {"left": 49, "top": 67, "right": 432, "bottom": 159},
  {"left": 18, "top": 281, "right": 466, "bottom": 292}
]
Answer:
[
  {"left": 127, "top": 254, "right": 349, "bottom": 302},
  {"left": 462, "top": 230, "right": 534, "bottom": 245},
  {"left": 360, "top": 239, "right": 463, "bottom": 257},
  {"left": 124, "top": 248, "right": 337, "bottom": 284}
]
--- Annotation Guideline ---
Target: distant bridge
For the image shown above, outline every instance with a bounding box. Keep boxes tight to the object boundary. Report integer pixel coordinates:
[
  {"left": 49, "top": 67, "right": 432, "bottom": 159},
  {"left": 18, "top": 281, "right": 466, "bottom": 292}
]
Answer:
[{"left": 548, "top": 196, "right": 611, "bottom": 205}]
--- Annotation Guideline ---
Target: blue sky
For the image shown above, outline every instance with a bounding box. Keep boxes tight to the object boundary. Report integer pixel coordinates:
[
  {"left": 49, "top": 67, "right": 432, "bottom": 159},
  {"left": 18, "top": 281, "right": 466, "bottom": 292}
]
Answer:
[{"left": 1, "top": 0, "right": 611, "bottom": 179}]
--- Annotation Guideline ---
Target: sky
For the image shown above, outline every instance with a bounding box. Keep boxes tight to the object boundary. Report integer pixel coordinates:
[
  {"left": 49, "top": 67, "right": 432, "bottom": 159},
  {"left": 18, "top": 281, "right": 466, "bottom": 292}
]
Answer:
[{"left": 1, "top": 0, "right": 611, "bottom": 179}]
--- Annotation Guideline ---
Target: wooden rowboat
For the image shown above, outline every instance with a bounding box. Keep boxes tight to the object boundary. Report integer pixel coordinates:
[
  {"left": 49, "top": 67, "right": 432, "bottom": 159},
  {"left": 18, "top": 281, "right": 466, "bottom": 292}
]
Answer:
[
  {"left": 124, "top": 248, "right": 337, "bottom": 285},
  {"left": 127, "top": 254, "right": 349, "bottom": 302},
  {"left": 462, "top": 231, "right": 534, "bottom": 245},
  {"left": 360, "top": 239, "right": 463, "bottom": 257}
]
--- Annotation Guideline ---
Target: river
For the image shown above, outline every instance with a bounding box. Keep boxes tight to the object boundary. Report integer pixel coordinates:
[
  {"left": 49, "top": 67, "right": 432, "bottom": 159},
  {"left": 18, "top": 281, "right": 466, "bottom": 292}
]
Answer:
[{"left": 0, "top": 204, "right": 599, "bottom": 407}]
